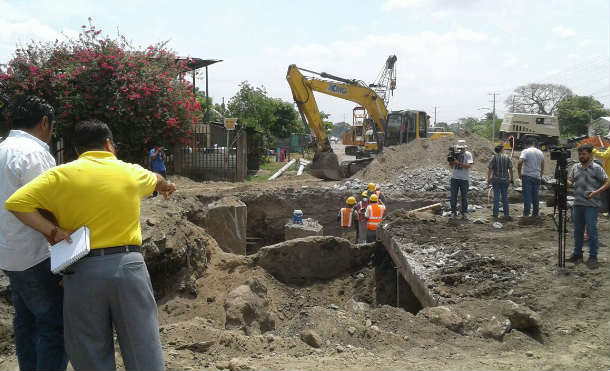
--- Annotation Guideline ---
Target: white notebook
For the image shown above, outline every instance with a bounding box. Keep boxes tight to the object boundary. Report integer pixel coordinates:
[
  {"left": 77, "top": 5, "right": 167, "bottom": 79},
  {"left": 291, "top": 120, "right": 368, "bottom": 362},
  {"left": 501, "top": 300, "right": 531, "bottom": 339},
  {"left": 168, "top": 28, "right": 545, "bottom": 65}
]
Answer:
[{"left": 50, "top": 226, "right": 91, "bottom": 274}]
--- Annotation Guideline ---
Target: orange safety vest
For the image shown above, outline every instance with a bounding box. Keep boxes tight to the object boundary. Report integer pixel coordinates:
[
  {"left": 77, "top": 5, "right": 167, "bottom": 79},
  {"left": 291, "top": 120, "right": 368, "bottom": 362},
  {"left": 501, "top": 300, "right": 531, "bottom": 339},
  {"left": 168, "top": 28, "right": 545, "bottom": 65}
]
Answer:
[
  {"left": 366, "top": 203, "right": 385, "bottom": 230},
  {"left": 339, "top": 207, "right": 354, "bottom": 228}
]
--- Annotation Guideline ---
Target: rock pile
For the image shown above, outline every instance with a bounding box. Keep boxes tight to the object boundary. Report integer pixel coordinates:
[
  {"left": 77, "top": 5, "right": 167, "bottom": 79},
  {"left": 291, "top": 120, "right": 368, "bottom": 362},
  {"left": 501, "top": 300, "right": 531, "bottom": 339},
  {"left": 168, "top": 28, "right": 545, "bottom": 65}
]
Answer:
[
  {"left": 395, "top": 167, "right": 488, "bottom": 193},
  {"left": 332, "top": 168, "right": 489, "bottom": 195}
]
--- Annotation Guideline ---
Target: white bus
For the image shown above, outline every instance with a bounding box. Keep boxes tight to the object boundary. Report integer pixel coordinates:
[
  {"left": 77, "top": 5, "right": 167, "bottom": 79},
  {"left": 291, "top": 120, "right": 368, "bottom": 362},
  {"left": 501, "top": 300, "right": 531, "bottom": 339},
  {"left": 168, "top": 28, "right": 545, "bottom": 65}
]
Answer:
[{"left": 499, "top": 113, "right": 560, "bottom": 149}]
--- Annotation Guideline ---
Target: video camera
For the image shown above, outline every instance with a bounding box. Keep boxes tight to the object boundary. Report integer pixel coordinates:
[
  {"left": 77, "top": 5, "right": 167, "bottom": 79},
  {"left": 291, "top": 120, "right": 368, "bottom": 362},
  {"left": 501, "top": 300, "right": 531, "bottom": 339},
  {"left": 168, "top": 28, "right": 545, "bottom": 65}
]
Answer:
[
  {"left": 447, "top": 145, "right": 465, "bottom": 163},
  {"left": 549, "top": 145, "right": 571, "bottom": 167}
]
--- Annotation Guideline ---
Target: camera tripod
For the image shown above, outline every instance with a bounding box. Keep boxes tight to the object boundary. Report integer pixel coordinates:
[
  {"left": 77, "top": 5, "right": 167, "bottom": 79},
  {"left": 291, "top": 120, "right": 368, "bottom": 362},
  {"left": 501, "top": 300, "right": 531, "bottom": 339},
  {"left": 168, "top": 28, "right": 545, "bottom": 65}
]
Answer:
[{"left": 552, "top": 161, "right": 569, "bottom": 268}]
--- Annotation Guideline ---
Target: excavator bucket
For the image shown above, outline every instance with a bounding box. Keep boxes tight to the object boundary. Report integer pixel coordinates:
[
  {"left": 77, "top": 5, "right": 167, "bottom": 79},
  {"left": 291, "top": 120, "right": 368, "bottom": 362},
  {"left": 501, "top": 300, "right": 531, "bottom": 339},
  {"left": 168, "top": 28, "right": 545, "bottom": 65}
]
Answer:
[{"left": 309, "top": 151, "right": 344, "bottom": 180}]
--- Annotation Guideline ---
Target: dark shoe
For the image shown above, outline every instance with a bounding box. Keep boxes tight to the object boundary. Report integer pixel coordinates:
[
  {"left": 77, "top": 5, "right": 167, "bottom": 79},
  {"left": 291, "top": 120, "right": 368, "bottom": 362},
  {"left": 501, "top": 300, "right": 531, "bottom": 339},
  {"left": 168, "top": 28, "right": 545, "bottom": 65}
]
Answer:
[
  {"left": 566, "top": 254, "right": 583, "bottom": 264},
  {"left": 586, "top": 256, "right": 599, "bottom": 269}
]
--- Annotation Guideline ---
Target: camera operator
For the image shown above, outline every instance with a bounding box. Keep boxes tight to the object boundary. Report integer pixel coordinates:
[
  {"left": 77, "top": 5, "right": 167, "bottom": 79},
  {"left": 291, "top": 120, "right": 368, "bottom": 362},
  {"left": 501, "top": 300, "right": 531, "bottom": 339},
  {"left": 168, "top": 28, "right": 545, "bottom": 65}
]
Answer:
[
  {"left": 448, "top": 140, "right": 474, "bottom": 220},
  {"left": 149, "top": 144, "right": 167, "bottom": 198},
  {"left": 566, "top": 143, "right": 609, "bottom": 269},
  {"left": 518, "top": 137, "right": 544, "bottom": 217}
]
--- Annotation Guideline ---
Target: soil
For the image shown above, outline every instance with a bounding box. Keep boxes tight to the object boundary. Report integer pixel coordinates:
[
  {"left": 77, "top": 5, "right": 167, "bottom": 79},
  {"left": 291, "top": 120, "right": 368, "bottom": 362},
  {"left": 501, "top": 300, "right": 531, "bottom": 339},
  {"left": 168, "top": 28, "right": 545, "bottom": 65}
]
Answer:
[
  {"left": 354, "top": 134, "right": 559, "bottom": 184},
  {"left": 0, "top": 148, "right": 608, "bottom": 370}
]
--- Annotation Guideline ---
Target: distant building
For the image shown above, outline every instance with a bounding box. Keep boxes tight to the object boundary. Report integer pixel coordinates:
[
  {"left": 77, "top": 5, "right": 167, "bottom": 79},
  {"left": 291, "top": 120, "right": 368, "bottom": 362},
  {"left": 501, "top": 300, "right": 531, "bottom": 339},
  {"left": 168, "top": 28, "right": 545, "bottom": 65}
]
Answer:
[{"left": 588, "top": 117, "right": 610, "bottom": 137}]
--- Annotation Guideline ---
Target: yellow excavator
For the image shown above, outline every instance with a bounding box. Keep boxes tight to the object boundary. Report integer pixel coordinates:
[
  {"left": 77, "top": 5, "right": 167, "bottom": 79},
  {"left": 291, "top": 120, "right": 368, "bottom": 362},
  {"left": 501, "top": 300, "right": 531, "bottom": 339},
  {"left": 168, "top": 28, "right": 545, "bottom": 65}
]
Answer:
[{"left": 286, "top": 64, "right": 389, "bottom": 180}]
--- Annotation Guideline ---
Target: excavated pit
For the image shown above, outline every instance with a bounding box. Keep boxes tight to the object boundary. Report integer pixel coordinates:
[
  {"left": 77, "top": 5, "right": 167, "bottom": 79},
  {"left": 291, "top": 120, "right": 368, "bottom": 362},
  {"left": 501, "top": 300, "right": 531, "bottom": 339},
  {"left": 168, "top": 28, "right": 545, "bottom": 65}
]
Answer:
[{"left": 179, "top": 189, "right": 438, "bottom": 314}]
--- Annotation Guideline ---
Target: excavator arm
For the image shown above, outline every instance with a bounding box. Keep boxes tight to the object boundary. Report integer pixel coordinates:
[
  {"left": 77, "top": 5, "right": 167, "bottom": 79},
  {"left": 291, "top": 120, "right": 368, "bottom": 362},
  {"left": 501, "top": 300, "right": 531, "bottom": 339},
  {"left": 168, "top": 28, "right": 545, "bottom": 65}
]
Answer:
[{"left": 286, "top": 64, "right": 388, "bottom": 180}]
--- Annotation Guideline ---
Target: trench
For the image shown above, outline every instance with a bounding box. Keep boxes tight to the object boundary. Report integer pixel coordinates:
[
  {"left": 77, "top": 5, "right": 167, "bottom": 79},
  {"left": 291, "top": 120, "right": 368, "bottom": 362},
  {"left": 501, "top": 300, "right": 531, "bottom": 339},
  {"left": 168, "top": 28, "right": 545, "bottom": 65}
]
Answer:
[{"left": 237, "top": 190, "right": 441, "bottom": 314}]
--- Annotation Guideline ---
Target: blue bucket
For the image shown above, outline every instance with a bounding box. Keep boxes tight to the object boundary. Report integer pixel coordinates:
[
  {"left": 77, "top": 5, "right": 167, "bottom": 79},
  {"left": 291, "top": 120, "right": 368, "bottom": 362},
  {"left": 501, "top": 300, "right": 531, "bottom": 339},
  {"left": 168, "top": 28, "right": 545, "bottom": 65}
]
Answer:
[{"left": 293, "top": 210, "right": 303, "bottom": 224}]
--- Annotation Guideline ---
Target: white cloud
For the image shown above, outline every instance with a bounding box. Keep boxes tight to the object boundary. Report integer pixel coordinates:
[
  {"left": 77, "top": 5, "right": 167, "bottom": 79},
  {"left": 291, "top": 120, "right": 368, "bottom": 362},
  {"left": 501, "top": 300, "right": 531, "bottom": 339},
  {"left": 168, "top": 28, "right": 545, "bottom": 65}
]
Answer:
[
  {"left": 0, "top": 18, "right": 62, "bottom": 43},
  {"left": 552, "top": 26, "right": 575, "bottom": 38},
  {"left": 382, "top": 0, "right": 424, "bottom": 11}
]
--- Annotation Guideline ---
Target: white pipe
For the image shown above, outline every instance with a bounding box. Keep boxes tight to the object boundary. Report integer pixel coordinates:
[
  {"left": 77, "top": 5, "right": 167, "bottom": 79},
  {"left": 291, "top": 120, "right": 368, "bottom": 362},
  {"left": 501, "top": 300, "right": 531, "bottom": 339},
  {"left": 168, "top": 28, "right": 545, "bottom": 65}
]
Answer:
[
  {"left": 296, "top": 164, "right": 305, "bottom": 176},
  {"left": 268, "top": 159, "right": 297, "bottom": 180}
]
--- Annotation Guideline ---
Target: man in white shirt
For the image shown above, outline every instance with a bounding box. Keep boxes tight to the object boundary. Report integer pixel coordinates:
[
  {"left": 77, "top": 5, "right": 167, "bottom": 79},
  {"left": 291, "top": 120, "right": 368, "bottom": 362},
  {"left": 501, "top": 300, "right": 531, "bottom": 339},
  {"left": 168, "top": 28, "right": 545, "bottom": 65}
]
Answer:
[
  {"left": 0, "top": 96, "right": 67, "bottom": 370},
  {"left": 518, "top": 137, "right": 545, "bottom": 217},
  {"left": 449, "top": 140, "right": 474, "bottom": 220}
]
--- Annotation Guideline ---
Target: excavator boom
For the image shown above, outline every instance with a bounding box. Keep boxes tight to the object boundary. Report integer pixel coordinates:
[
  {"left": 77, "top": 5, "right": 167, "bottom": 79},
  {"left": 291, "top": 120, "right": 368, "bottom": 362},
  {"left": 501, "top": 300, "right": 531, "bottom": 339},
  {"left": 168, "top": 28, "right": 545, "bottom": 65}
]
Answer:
[{"left": 286, "top": 64, "right": 388, "bottom": 180}]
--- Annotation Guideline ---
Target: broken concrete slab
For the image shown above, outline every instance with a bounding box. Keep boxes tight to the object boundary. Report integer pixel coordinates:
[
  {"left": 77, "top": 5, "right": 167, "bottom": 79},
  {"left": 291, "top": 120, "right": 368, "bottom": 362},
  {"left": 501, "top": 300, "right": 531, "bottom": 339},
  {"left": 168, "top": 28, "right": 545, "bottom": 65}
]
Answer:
[
  {"left": 253, "top": 236, "right": 375, "bottom": 283},
  {"left": 284, "top": 218, "right": 323, "bottom": 240}
]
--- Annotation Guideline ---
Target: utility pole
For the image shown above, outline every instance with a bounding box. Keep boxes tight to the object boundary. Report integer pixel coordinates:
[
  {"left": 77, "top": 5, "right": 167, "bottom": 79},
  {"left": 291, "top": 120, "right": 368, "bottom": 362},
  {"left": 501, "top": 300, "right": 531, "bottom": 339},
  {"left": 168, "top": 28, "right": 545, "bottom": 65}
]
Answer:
[
  {"left": 434, "top": 106, "right": 437, "bottom": 126},
  {"left": 489, "top": 93, "right": 498, "bottom": 144}
]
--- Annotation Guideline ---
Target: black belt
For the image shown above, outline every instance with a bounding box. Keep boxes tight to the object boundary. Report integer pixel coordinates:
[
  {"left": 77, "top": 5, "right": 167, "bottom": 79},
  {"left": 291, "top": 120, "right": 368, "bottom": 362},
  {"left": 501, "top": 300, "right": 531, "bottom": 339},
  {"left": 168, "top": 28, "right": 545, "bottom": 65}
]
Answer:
[{"left": 87, "top": 245, "right": 141, "bottom": 257}]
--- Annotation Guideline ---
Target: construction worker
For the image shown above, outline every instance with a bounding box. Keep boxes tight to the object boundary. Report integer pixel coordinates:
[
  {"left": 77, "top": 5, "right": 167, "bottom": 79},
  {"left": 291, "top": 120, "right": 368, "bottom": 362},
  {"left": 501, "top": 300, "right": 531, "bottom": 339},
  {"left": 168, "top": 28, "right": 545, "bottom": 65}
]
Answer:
[
  {"left": 375, "top": 184, "right": 387, "bottom": 206},
  {"left": 593, "top": 145, "right": 610, "bottom": 214},
  {"left": 365, "top": 182, "right": 386, "bottom": 206},
  {"left": 355, "top": 191, "right": 369, "bottom": 243},
  {"left": 338, "top": 196, "right": 357, "bottom": 242},
  {"left": 364, "top": 194, "right": 386, "bottom": 243}
]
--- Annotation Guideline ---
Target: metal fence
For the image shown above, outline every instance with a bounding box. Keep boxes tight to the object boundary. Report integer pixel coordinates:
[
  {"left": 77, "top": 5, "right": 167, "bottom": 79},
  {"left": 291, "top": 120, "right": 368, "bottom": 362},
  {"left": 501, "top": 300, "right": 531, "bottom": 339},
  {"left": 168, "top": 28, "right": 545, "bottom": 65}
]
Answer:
[{"left": 170, "top": 123, "right": 247, "bottom": 182}]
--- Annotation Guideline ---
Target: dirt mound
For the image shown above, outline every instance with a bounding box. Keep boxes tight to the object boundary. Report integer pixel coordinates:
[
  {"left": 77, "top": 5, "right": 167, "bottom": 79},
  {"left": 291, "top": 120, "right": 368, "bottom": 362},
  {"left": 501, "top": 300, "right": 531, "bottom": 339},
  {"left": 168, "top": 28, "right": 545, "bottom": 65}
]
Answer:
[{"left": 353, "top": 135, "right": 495, "bottom": 184}]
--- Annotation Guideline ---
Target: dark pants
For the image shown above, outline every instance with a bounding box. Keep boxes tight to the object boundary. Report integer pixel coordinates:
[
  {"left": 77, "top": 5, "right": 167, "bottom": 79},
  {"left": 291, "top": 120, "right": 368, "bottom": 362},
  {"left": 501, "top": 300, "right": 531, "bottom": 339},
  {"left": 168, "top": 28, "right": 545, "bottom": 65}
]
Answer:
[
  {"left": 63, "top": 252, "right": 164, "bottom": 370},
  {"left": 151, "top": 170, "right": 166, "bottom": 197},
  {"left": 3, "top": 259, "right": 68, "bottom": 371},
  {"left": 366, "top": 229, "right": 377, "bottom": 243},
  {"left": 492, "top": 179, "right": 510, "bottom": 217},
  {"left": 450, "top": 178, "right": 469, "bottom": 215},
  {"left": 522, "top": 175, "right": 540, "bottom": 216},
  {"left": 601, "top": 189, "right": 610, "bottom": 213},
  {"left": 573, "top": 206, "right": 599, "bottom": 258}
]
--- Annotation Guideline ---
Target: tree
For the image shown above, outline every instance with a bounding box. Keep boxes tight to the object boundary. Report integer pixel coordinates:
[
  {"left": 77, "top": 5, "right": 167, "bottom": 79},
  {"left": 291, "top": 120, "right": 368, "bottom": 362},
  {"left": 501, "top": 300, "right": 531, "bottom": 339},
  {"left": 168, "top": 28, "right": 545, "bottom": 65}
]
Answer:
[
  {"left": 319, "top": 111, "right": 333, "bottom": 135},
  {"left": 332, "top": 121, "right": 351, "bottom": 138},
  {"left": 505, "top": 83, "right": 573, "bottom": 115},
  {"left": 455, "top": 116, "right": 502, "bottom": 140},
  {"left": 556, "top": 95, "right": 610, "bottom": 136},
  {"left": 0, "top": 20, "right": 199, "bottom": 163},
  {"left": 226, "top": 81, "right": 304, "bottom": 144}
]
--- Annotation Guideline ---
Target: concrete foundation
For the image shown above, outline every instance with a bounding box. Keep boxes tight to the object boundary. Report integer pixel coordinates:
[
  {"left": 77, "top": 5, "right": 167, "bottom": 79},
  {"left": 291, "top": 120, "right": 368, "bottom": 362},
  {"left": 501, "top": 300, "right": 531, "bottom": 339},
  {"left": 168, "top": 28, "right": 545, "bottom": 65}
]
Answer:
[
  {"left": 378, "top": 226, "right": 438, "bottom": 308},
  {"left": 203, "top": 197, "right": 247, "bottom": 255},
  {"left": 284, "top": 218, "right": 323, "bottom": 240}
]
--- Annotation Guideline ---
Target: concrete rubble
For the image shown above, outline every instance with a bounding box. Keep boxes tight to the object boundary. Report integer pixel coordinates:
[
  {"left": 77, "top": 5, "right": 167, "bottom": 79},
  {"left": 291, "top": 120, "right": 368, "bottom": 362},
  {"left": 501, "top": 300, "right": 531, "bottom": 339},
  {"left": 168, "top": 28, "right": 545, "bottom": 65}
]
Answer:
[{"left": 284, "top": 218, "right": 323, "bottom": 240}]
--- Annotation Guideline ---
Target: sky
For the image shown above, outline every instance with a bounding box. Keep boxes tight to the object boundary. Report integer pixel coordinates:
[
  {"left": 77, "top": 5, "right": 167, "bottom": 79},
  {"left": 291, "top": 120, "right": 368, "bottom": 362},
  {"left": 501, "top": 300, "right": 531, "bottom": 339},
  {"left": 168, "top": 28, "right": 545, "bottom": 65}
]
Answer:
[{"left": 1, "top": 0, "right": 609, "bottom": 125}]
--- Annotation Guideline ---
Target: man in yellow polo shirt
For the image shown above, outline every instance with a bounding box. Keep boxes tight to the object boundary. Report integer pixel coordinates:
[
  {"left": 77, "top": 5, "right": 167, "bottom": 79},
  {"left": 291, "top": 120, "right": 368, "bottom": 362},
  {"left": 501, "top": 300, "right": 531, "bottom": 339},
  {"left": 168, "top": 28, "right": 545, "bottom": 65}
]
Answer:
[{"left": 5, "top": 119, "right": 176, "bottom": 371}]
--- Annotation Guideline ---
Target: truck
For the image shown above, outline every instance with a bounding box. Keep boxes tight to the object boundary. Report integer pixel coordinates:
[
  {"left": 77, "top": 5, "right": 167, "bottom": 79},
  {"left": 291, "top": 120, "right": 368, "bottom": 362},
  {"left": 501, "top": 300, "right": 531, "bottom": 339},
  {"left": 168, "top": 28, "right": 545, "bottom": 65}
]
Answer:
[{"left": 499, "top": 113, "right": 559, "bottom": 150}]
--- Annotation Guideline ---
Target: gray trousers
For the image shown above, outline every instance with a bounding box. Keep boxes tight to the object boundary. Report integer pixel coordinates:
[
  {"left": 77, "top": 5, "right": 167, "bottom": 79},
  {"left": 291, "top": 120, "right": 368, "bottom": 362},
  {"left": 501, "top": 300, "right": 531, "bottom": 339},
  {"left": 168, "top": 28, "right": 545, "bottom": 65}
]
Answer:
[
  {"left": 358, "top": 221, "right": 367, "bottom": 243},
  {"left": 63, "top": 252, "right": 164, "bottom": 371}
]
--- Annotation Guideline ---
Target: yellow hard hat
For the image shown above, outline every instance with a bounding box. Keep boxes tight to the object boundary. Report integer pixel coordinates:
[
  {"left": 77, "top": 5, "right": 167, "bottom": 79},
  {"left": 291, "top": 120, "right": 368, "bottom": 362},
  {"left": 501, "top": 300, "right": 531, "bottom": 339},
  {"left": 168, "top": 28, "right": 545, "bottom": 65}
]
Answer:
[
  {"left": 346, "top": 196, "right": 356, "bottom": 205},
  {"left": 361, "top": 191, "right": 368, "bottom": 197},
  {"left": 370, "top": 194, "right": 379, "bottom": 202},
  {"left": 368, "top": 183, "right": 376, "bottom": 191}
]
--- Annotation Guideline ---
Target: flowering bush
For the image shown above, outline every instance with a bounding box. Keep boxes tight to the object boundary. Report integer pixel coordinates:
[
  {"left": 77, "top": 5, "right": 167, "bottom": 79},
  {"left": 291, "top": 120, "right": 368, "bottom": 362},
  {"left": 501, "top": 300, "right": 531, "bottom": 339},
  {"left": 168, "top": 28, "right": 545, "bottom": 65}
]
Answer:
[{"left": 0, "top": 19, "right": 200, "bottom": 162}]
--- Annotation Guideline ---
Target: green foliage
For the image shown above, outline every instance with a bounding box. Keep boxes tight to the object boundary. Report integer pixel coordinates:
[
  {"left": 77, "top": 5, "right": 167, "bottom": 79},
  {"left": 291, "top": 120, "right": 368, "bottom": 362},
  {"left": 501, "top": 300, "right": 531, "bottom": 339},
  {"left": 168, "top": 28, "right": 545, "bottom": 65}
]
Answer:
[
  {"left": 319, "top": 111, "right": 333, "bottom": 135},
  {"left": 0, "top": 20, "right": 199, "bottom": 162},
  {"left": 227, "top": 81, "right": 305, "bottom": 145},
  {"left": 456, "top": 116, "right": 502, "bottom": 141},
  {"left": 556, "top": 95, "right": 610, "bottom": 136}
]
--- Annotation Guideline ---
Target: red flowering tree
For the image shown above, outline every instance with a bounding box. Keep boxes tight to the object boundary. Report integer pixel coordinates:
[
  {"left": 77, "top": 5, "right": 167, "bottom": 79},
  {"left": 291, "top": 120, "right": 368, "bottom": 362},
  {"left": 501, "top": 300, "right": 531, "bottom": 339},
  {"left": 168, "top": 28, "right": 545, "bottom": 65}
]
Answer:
[{"left": 0, "top": 20, "right": 200, "bottom": 162}]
